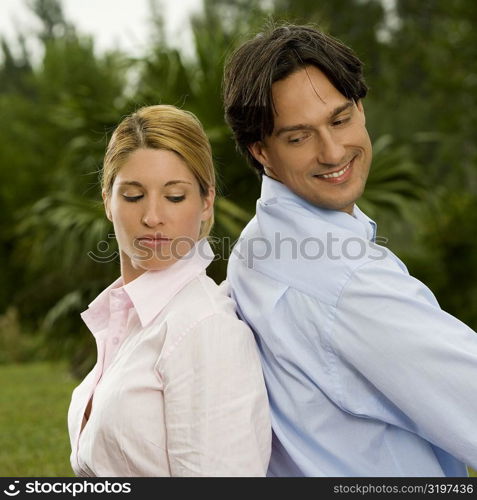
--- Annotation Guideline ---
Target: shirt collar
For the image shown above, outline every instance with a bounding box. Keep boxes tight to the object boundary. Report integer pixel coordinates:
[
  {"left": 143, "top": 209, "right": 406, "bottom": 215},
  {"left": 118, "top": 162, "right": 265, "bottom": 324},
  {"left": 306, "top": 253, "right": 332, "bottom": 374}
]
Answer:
[
  {"left": 81, "top": 238, "right": 215, "bottom": 334},
  {"left": 352, "top": 204, "right": 377, "bottom": 242},
  {"left": 260, "top": 175, "right": 377, "bottom": 241}
]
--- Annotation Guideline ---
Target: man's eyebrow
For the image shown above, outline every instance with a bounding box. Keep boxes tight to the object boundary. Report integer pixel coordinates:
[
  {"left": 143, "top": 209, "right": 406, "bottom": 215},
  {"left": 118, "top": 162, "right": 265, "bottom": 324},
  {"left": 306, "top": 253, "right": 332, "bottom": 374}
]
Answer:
[
  {"left": 329, "top": 100, "right": 354, "bottom": 119},
  {"left": 275, "top": 124, "right": 315, "bottom": 137},
  {"left": 274, "top": 100, "right": 354, "bottom": 137}
]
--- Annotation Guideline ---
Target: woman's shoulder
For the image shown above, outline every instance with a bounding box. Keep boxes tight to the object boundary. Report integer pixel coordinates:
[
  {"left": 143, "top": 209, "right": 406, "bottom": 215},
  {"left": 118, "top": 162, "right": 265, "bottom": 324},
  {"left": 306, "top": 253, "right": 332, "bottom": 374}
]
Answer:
[
  {"left": 173, "top": 273, "right": 237, "bottom": 315},
  {"left": 154, "top": 276, "right": 255, "bottom": 367},
  {"left": 157, "top": 274, "right": 244, "bottom": 332}
]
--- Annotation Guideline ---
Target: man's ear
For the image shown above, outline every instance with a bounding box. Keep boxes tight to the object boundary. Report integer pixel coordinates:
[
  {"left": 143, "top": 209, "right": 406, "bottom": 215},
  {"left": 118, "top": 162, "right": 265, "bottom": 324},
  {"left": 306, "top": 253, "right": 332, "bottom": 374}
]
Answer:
[
  {"left": 102, "top": 190, "right": 112, "bottom": 222},
  {"left": 356, "top": 99, "right": 366, "bottom": 123},
  {"left": 249, "top": 141, "right": 278, "bottom": 177},
  {"left": 248, "top": 141, "right": 269, "bottom": 169}
]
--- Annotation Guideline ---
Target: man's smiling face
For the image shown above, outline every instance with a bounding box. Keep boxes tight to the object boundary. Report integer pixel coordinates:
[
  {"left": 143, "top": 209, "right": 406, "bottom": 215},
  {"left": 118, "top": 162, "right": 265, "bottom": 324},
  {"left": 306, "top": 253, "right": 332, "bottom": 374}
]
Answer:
[{"left": 249, "top": 65, "right": 372, "bottom": 214}]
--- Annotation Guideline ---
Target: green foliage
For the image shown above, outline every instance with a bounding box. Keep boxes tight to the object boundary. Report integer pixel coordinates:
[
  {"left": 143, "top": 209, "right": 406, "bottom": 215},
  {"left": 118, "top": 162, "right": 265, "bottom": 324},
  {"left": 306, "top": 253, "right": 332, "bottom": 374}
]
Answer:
[
  {"left": 0, "top": 0, "right": 476, "bottom": 478},
  {"left": 359, "top": 134, "right": 425, "bottom": 220},
  {"left": 0, "top": 308, "right": 46, "bottom": 363},
  {"left": 401, "top": 190, "right": 477, "bottom": 331},
  {"left": 367, "top": 0, "right": 477, "bottom": 190},
  {"left": 273, "top": 0, "right": 385, "bottom": 80},
  {"left": 16, "top": 194, "right": 113, "bottom": 275},
  {"left": 0, "top": 0, "right": 475, "bottom": 377},
  {"left": 0, "top": 0, "right": 128, "bottom": 371}
]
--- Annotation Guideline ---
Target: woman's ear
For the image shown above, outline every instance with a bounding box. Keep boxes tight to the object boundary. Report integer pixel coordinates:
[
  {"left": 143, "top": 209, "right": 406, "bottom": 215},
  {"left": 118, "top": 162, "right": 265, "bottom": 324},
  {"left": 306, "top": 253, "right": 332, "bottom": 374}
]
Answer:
[
  {"left": 201, "top": 186, "right": 216, "bottom": 222},
  {"left": 102, "top": 190, "right": 112, "bottom": 222}
]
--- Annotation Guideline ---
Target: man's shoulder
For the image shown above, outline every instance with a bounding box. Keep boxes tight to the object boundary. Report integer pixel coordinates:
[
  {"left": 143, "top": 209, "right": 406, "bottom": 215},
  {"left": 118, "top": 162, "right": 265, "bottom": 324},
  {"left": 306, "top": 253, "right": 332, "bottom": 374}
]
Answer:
[{"left": 228, "top": 212, "right": 403, "bottom": 306}]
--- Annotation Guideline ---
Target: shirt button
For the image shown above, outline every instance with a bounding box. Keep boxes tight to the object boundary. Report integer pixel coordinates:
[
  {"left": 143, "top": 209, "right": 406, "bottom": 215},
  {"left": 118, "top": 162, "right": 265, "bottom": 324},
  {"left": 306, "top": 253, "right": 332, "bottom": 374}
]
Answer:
[{"left": 112, "top": 337, "right": 119, "bottom": 345}]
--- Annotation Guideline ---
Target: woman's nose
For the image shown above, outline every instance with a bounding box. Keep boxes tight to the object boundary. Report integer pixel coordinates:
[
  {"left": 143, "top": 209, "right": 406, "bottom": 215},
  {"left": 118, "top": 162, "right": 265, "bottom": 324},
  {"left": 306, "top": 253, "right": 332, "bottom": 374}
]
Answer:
[{"left": 141, "top": 200, "right": 164, "bottom": 227}]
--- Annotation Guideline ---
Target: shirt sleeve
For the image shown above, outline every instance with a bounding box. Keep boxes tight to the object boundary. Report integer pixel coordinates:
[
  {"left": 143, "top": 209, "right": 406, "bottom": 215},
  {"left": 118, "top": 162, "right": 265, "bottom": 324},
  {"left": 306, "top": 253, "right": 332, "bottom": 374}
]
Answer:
[
  {"left": 156, "top": 312, "right": 271, "bottom": 477},
  {"left": 332, "top": 257, "right": 477, "bottom": 468}
]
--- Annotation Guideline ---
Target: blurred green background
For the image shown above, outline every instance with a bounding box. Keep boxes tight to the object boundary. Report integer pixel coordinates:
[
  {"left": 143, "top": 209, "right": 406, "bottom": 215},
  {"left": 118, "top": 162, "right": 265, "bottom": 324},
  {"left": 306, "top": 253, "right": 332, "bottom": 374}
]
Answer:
[{"left": 1, "top": 0, "right": 476, "bottom": 477}]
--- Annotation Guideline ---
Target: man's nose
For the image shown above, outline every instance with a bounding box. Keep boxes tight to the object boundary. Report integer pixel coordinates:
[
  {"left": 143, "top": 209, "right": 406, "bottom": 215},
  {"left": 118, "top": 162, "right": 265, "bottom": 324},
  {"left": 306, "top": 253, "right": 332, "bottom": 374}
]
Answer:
[
  {"left": 141, "top": 199, "right": 164, "bottom": 227},
  {"left": 316, "top": 131, "right": 346, "bottom": 166}
]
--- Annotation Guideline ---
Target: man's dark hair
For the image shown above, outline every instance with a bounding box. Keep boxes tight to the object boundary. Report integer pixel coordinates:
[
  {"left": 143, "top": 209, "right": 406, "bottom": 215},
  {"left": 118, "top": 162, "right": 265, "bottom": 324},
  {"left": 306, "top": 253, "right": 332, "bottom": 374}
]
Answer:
[{"left": 222, "top": 23, "right": 368, "bottom": 175}]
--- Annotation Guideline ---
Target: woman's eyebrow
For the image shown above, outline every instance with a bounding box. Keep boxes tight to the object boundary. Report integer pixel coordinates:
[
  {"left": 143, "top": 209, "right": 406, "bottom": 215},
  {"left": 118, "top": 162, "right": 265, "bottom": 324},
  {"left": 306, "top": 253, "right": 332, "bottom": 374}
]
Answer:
[
  {"left": 118, "top": 181, "right": 143, "bottom": 187},
  {"left": 163, "top": 180, "right": 193, "bottom": 187},
  {"left": 117, "top": 180, "right": 192, "bottom": 187}
]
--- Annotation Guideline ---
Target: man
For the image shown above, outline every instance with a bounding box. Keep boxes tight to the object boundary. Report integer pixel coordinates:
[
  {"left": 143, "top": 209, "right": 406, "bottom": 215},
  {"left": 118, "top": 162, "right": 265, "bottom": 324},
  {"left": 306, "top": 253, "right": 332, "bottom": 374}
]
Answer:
[{"left": 223, "top": 23, "right": 477, "bottom": 476}]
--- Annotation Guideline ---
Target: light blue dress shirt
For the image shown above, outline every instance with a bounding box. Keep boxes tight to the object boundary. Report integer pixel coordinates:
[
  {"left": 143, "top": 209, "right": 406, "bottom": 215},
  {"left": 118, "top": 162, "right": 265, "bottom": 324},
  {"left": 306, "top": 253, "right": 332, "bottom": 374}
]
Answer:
[{"left": 227, "top": 175, "right": 477, "bottom": 477}]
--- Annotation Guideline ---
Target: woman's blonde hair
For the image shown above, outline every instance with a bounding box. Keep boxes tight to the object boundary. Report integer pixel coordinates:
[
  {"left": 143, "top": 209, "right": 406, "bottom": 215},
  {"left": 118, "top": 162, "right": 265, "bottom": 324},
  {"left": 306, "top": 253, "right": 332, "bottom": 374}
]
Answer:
[{"left": 102, "top": 104, "right": 215, "bottom": 238}]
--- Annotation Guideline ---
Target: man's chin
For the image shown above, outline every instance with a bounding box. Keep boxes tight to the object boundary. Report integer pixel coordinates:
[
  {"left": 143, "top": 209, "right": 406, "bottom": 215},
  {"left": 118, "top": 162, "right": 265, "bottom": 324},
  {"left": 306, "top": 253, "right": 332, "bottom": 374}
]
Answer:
[
  {"left": 315, "top": 187, "right": 365, "bottom": 214},
  {"left": 306, "top": 196, "right": 357, "bottom": 214}
]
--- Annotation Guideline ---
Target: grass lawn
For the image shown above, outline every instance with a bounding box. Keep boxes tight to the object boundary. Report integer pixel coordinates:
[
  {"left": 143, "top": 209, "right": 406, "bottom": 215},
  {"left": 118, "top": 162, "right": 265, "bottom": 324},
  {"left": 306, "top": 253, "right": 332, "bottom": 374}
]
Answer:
[
  {"left": 0, "top": 361, "right": 476, "bottom": 477},
  {"left": 0, "top": 361, "right": 78, "bottom": 476}
]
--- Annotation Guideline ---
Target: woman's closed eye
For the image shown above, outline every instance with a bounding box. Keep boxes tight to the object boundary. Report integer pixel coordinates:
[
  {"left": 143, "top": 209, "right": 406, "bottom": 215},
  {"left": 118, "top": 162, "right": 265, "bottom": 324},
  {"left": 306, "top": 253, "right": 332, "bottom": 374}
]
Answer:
[
  {"left": 121, "top": 193, "right": 186, "bottom": 203},
  {"left": 166, "top": 195, "right": 186, "bottom": 203},
  {"left": 123, "top": 194, "right": 143, "bottom": 202}
]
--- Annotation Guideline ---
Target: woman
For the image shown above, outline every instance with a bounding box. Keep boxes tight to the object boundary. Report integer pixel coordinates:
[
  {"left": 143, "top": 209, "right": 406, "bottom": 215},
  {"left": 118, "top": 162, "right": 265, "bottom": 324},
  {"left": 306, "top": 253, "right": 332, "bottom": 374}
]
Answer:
[{"left": 67, "top": 105, "right": 271, "bottom": 477}]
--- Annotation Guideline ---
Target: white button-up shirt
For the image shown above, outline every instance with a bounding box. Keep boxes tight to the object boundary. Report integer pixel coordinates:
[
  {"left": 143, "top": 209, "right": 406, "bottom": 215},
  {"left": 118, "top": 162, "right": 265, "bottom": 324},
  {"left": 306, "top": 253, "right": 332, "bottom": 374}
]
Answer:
[{"left": 68, "top": 239, "right": 271, "bottom": 477}]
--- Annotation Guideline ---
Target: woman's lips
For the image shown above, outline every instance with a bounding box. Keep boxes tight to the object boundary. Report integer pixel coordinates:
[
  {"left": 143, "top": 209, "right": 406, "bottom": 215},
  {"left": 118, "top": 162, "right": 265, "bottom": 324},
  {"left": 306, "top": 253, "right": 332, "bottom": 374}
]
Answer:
[{"left": 136, "top": 237, "right": 172, "bottom": 248}]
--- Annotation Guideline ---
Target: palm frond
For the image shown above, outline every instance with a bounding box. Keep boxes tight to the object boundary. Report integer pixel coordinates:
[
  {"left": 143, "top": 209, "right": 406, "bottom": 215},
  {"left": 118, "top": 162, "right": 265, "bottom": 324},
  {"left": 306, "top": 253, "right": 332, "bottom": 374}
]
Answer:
[{"left": 360, "top": 135, "right": 426, "bottom": 219}]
